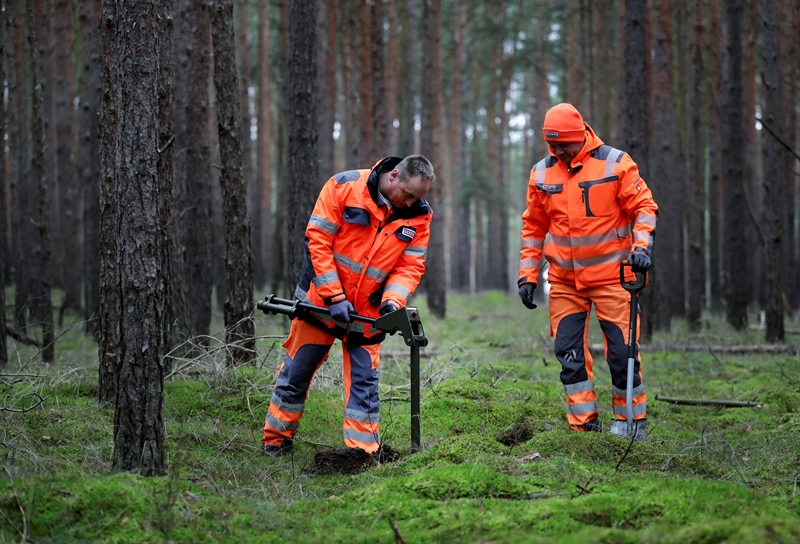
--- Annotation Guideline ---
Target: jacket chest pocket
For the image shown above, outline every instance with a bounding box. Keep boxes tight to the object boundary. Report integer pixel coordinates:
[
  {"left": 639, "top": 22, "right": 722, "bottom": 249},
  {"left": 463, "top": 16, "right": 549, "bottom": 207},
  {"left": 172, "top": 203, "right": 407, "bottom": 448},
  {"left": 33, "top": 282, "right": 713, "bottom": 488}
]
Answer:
[
  {"left": 535, "top": 182, "right": 566, "bottom": 215},
  {"left": 343, "top": 206, "right": 372, "bottom": 226},
  {"left": 577, "top": 176, "right": 619, "bottom": 217}
]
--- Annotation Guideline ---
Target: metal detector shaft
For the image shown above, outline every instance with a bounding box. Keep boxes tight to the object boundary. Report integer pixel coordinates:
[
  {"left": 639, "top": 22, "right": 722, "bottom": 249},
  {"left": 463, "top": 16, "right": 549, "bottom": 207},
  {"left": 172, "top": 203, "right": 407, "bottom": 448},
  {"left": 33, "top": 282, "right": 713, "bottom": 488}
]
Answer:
[
  {"left": 257, "top": 294, "right": 428, "bottom": 453},
  {"left": 620, "top": 263, "right": 648, "bottom": 436}
]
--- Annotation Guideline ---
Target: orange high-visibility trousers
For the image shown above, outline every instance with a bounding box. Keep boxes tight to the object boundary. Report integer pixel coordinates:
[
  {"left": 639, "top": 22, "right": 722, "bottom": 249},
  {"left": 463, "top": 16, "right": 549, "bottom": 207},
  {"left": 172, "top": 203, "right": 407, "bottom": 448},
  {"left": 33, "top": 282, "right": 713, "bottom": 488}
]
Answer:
[
  {"left": 262, "top": 319, "right": 382, "bottom": 453},
  {"left": 548, "top": 281, "right": 647, "bottom": 430}
]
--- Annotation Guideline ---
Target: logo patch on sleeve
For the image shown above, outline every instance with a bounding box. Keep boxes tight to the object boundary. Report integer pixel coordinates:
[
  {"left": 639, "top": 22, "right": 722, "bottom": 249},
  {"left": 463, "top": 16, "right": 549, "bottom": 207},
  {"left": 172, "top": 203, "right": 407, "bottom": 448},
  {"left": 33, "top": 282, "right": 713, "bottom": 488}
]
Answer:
[{"left": 395, "top": 226, "right": 417, "bottom": 242}]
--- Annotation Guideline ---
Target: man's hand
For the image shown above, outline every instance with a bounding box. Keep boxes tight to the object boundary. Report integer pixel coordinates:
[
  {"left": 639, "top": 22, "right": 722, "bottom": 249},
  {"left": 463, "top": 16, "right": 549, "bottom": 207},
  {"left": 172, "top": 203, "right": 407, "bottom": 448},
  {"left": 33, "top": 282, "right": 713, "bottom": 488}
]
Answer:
[
  {"left": 518, "top": 283, "right": 537, "bottom": 310},
  {"left": 330, "top": 298, "right": 355, "bottom": 323},
  {"left": 379, "top": 300, "right": 399, "bottom": 316},
  {"left": 627, "top": 249, "right": 651, "bottom": 273}
]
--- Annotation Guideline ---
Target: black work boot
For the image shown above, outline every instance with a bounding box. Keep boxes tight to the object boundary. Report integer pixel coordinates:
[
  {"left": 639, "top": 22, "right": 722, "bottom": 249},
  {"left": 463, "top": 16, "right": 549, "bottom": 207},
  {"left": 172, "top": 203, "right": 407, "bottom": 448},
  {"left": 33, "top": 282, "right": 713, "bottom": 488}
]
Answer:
[
  {"left": 262, "top": 439, "right": 293, "bottom": 457},
  {"left": 583, "top": 418, "right": 603, "bottom": 433}
]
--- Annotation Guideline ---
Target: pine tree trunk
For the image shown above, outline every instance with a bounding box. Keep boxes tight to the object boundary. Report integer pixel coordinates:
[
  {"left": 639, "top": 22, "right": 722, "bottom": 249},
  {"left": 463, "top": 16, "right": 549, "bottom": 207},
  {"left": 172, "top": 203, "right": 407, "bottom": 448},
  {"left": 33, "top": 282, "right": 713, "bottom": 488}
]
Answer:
[
  {"left": 759, "top": 0, "right": 785, "bottom": 342},
  {"left": 0, "top": 0, "right": 7, "bottom": 367},
  {"left": 420, "top": 0, "right": 445, "bottom": 317},
  {"left": 210, "top": 0, "right": 256, "bottom": 365},
  {"left": 100, "top": 0, "right": 171, "bottom": 476},
  {"left": 255, "top": 0, "right": 274, "bottom": 291},
  {"left": 723, "top": 0, "right": 749, "bottom": 331}
]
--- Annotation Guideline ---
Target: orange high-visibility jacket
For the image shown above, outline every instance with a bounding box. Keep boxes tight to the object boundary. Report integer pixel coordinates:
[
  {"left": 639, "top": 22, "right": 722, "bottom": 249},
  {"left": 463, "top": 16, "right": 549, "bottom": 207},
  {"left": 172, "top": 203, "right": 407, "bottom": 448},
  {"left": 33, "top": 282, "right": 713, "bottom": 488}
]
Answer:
[
  {"left": 295, "top": 157, "right": 432, "bottom": 340},
  {"left": 519, "top": 125, "right": 658, "bottom": 290}
]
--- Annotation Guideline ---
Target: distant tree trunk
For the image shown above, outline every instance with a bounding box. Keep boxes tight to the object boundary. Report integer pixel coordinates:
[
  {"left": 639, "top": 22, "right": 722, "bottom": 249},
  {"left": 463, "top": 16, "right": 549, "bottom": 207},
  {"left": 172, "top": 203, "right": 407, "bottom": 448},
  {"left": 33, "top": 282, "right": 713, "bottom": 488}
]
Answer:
[
  {"left": 649, "top": 0, "right": 680, "bottom": 332},
  {"left": 317, "top": 0, "right": 337, "bottom": 181},
  {"left": 13, "top": 1, "right": 33, "bottom": 332},
  {"left": 420, "top": 0, "right": 445, "bottom": 317},
  {"left": 449, "top": 0, "right": 469, "bottom": 292},
  {"left": 707, "top": 0, "right": 724, "bottom": 311},
  {"left": 485, "top": 5, "right": 509, "bottom": 292},
  {"left": 28, "top": 0, "right": 54, "bottom": 362},
  {"left": 274, "top": 1, "right": 290, "bottom": 294},
  {"left": 183, "top": 1, "right": 213, "bottom": 341},
  {"left": 79, "top": 0, "right": 102, "bottom": 341},
  {"left": 759, "top": 0, "right": 785, "bottom": 342},
  {"left": 210, "top": 0, "right": 255, "bottom": 366},
  {"left": 400, "top": 0, "right": 418, "bottom": 156},
  {"left": 254, "top": 0, "right": 273, "bottom": 290},
  {"left": 237, "top": 0, "right": 253, "bottom": 225},
  {"left": 359, "top": 1, "right": 375, "bottom": 162},
  {"left": 740, "top": 0, "right": 764, "bottom": 308},
  {"left": 0, "top": 0, "right": 6, "bottom": 367},
  {"left": 100, "top": 0, "right": 171, "bottom": 475},
  {"left": 723, "top": 0, "right": 748, "bottom": 331},
  {"left": 52, "top": 0, "right": 80, "bottom": 317},
  {"left": 778, "top": 0, "right": 797, "bottom": 310},
  {"left": 385, "top": 0, "right": 400, "bottom": 154},
  {"left": 341, "top": 0, "right": 361, "bottom": 167},
  {"left": 674, "top": 1, "right": 690, "bottom": 319},
  {"left": 685, "top": 0, "right": 705, "bottom": 332},
  {"left": 370, "top": 0, "right": 387, "bottom": 156},
  {"left": 287, "top": 0, "right": 320, "bottom": 283},
  {"left": 623, "top": 0, "right": 653, "bottom": 339}
]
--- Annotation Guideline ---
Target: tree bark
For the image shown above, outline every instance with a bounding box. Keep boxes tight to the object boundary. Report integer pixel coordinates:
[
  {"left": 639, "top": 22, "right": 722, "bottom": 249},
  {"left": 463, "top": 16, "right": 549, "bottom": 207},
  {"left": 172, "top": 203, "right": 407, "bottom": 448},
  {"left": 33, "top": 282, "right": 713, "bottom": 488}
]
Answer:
[
  {"left": 401, "top": 0, "right": 418, "bottom": 156},
  {"left": 287, "top": 0, "right": 320, "bottom": 286},
  {"left": 685, "top": 0, "right": 705, "bottom": 332},
  {"left": 420, "top": 0, "right": 445, "bottom": 317},
  {"left": 0, "top": 0, "right": 7, "bottom": 367},
  {"left": 370, "top": 0, "right": 387, "bottom": 157},
  {"left": 317, "top": 0, "right": 337, "bottom": 182},
  {"left": 759, "top": 0, "right": 785, "bottom": 342},
  {"left": 385, "top": 0, "right": 401, "bottom": 154},
  {"left": 254, "top": 0, "right": 274, "bottom": 290},
  {"left": 28, "top": 0, "right": 54, "bottom": 362},
  {"left": 623, "top": 0, "right": 653, "bottom": 339},
  {"left": 99, "top": 0, "right": 171, "bottom": 476},
  {"left": 210, "top": 0, "right": 256, "bottom": 365},
  {"left": 79, "top": 0, "right": 102, "bottom": 341},
  {"left": 723, "top": 0, "right": 749, "bottom": 331}
]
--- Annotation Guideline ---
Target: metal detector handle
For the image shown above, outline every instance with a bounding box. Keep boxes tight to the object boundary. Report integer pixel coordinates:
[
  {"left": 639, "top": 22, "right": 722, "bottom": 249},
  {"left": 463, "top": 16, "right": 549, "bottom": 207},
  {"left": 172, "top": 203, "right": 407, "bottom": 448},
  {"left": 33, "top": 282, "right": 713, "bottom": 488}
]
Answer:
[
  {"left": 619, "top": 261, "right": 648, "bottom": 295},
  {"left": 256, "top": 294, "right": 376, "bottom": 325}
]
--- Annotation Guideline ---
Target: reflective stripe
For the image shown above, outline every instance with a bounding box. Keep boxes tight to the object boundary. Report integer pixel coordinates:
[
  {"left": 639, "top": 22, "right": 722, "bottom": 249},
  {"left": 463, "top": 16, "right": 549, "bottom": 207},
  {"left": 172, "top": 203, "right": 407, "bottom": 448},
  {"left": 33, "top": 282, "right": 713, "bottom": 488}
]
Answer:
[
  {"left": 533, "top": 159, "right": 548, "bottom": 184},
  {"left": 605, "top": 148, "right": 624, "bottom": 177},
  {"left": 635, "top": 213, "right": 657, "bottom": 228},
  {"left": 313, "top": 270, "right": 340, "bottom": 287},
  {"left": 612, "top": 384, "right": 645, "bottom": 398},
  {"left": 295, "top": 285, "right": 308, "bottom": 302},
  {"left": 520, "top": 257, "right": 541, "bottom": 270},
  {"left": 308, "top": 214, "right": 339, "bottom": 235},
  {"left": 564, "top": 380, "right": 595, "bottom": 395},
  {"left": 521, "top": 237, "right": 545, "bottom": 250},
  {"left": 403, "top": 245, "right": 427, "bottom": 257},
  {"left": 613, "top": 402, "right": 647, "bottom": 417},
  {"left": 266, "top": 413, "right": 299, "bottom": 431},
  {"left": 633, "top": 231, "right": 650, "bottom": 244},
  {"left": 549, "top": 226, "right": 630, "bottom": 248},
  {"left": 365, "top": 266, "right": 389, "bottom": 282},
  {"left": 566, "top": 400, "right": 598, "bottom": 415},
  {"left": 384, "top": 283, "right": 410, "bottom": 298},
  {"left": 333, "top": 252, "right": 363, "bottom": 274},
  {"left": 344, "top": 409, "right": 380, "bottom": 423},
  {"left": 343, "top": 429, "right": 380, "bottom": 444},
  {"left": 548, "top": 249, "right": 629, "bottom": 271},
  {"left": 271, "top": 392, "right": 304, "bottom": 413}
]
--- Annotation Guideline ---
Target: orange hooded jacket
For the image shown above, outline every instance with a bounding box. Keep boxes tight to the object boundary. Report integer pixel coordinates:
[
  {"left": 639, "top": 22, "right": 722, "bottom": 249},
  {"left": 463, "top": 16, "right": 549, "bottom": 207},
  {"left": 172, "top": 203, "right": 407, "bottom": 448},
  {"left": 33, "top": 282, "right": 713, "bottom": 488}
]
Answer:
[
  {"left": 296, "top": 157, "right": 432, "bottom": 342},
  {"left": 519, "top": 124, "right": 658, "bottom": 290}
]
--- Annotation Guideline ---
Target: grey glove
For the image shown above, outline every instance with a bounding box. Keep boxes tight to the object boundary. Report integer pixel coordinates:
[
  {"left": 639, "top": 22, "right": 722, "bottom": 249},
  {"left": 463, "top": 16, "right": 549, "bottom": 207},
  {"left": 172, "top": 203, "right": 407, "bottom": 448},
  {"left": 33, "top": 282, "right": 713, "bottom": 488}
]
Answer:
[
  {"left": 518, "top": 283, "right": 537, "bottom": 310},
  {"left": 628, "top": 249, "right": 651, "bottom": 273},
  {"left": 330, "top": 298, "right": 355, "bottom": 323}
]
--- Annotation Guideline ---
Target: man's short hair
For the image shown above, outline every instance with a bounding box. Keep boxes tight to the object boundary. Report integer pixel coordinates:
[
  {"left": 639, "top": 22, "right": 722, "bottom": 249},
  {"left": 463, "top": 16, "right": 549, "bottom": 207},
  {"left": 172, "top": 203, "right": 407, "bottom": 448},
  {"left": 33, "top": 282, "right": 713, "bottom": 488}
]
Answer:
[{"left": 397, "top": 155, "right": 435, "bottom": 184}]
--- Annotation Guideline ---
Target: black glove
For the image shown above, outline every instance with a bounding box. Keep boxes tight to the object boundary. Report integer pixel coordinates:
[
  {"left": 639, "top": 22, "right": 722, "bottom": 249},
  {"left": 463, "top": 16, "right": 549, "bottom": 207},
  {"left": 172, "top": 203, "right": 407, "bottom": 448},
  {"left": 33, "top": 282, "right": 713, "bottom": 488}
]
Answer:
[
  {"left": 518, "top": 283, "right": 537, "bottom": 310},
  {"left": 330, "top": 298, "right": 355, "bottom": 323},
  {"left": 379, "top": 300, "right": 399, "bottom": 316},
  {"left": 628, "top": 249, "right": 651, "bottom": 273}
]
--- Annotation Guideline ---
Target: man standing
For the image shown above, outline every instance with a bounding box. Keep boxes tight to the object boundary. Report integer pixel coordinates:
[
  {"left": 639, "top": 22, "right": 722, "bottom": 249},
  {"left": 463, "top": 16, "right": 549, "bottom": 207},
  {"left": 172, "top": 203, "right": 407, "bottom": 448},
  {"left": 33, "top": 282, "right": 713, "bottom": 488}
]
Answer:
[
  {"left": 518, "top": 103, "right": 657, "bottom": 440},
  {"left": 262, "top": 155, "right": 435, "bottom": 456}
]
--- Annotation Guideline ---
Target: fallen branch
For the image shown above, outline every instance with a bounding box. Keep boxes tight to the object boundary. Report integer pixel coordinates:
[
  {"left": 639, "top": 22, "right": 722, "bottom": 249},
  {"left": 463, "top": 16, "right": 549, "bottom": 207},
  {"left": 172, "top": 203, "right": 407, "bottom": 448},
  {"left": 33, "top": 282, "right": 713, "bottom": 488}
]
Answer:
[
  {"left": 5, "top": 323, "right": 40, "bottom": 347},
  {"left": 590, "top": 344, "right": 800, "bottom": 355},
  {"left": 655, "top": 395, "right": 761, "bottom": 408}
]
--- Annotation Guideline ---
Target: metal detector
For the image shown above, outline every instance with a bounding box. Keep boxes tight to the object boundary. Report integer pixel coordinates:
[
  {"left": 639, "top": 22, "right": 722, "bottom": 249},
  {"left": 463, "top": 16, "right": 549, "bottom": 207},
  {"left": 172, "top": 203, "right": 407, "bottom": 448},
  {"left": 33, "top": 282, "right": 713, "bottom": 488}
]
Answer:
[
  {"left": 256, "top": 295, "right": 428, "bottom": 452},
  {"left": 616, "top": 262, "right": 648, "bottom": 441}
]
